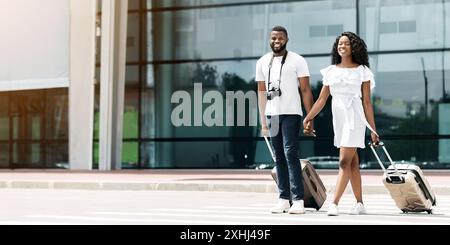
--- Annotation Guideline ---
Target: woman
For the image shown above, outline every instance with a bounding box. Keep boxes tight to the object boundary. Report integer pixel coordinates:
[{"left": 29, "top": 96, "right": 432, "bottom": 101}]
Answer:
[{"left": 303, "top": 32, "right": 380, "bottom": 216}]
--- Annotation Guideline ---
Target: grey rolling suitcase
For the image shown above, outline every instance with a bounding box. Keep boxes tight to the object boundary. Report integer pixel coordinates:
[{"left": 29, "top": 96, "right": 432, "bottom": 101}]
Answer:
[
  {"left": 264, "top": 136, "right": 327, "bottom": 210},
  {"left": 369, "top": 142, "right": 437, "bottom": 214}
]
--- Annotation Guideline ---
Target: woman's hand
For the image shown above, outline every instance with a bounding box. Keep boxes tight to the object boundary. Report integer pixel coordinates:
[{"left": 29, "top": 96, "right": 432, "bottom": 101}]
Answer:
[
  {"left": 371, "top": 132, "right": 380, "bottom": 145},
  {"left": 303, "top": 118, "right": 316, "bottom": 137}
]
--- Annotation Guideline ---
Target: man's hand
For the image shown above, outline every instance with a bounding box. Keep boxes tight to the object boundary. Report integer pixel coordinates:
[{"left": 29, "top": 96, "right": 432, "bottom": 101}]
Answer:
[
  {"left": 302, "top": 119, "right": 316, "bottom": 137},
  {"left": 261, "top": 125, "right": 270, "bottom": 137}
]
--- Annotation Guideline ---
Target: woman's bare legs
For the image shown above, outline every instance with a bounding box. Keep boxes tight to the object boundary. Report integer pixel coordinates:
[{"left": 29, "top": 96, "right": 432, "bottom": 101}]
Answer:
[
  {"left": 332, "top": 147, "right": 357, "bottom": 205},
  {"left": 349, "top": 152, "right": 363, "bottom": 203}
]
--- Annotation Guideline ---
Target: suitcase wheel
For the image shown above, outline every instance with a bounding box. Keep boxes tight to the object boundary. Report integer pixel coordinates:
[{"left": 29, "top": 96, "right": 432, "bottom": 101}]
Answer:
[
  {"left": 427, "top": 210, "right": 433, "bottom": 214},
  {"left": 402, "top": 210, "right": 407, "bottom": 214}
]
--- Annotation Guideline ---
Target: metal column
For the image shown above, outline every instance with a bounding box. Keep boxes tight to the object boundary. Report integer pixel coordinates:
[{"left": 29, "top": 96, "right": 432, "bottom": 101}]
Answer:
[
  {"left": 99, "top": 0, "right": 129, "bottom": 170},
  {"left": 69, "top": 0, "right": 97, "bottom": 170}
]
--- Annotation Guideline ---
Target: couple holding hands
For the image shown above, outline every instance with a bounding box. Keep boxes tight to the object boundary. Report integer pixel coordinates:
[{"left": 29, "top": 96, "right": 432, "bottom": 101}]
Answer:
[{"left": 256, "top": 26, "right": 380, "bottom": 216}]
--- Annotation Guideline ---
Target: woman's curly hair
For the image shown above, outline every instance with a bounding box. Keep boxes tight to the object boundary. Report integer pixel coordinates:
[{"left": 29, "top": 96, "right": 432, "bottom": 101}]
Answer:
[{"left": 331, "top": 32, "right": 370, "bottom": 67}]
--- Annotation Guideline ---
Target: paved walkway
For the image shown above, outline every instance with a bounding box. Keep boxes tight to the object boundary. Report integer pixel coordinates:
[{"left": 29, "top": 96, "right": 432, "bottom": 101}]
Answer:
[{"left": 1, "top": 169, "right": 449, "bottom": 195}]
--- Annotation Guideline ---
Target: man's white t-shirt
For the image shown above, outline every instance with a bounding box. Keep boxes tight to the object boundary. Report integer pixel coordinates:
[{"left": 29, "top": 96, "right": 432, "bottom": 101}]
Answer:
[{"left": 255, "top": 51, "right": 310, "bottom": 116}]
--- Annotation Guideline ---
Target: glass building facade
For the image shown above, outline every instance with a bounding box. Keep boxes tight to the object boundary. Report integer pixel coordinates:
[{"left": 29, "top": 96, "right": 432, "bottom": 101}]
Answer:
[
  {"left": 0, "top": 89, "right": 69, "bottom": 168},
  {"left": 1, "top": 0, "right": 450, "bottom": 169}
]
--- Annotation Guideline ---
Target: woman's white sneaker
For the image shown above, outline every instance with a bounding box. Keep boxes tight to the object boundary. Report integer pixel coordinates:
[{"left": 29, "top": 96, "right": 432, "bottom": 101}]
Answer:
[
  {"left": 270, "top": 199, "right": 290, "bottom": 213},
  {"left": 327, "top": 203, "right": 339, "bottom": 216},
  {"left": 350, "top": 202, "right": 367, "bottom": 215}
]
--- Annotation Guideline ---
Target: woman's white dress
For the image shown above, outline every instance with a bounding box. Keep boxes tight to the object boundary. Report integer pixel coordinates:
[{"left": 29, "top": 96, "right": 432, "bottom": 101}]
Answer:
[{"left": 320, "top": 65, "right": 375, "bottom": 149}]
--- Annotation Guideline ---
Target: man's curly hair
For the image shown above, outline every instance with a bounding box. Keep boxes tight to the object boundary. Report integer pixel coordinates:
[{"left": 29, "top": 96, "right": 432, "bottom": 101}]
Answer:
[{"left": 331, "top": 32, "right": 370, "bottom": 67}]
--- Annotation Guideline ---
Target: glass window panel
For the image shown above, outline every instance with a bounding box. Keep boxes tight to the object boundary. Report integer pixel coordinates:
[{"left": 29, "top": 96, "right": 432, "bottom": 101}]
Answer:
[
  {"left": 310, "top": 26, "right": 326, "bottom": 38},
  {"left": 0, "top": 89, "right": 68, "bottom": 168},
  {"left": 151, "top": 60, "right": 258, "bottom": 138},
  {"left": 307, "top": 56, "right": 333, "bottom": 87},
  {"left": 129, "top": 0, "right": 140, "bottom": 10},
  {"left": 127, "top": 13, "right": 140, "bottom": 62},
  {"left": 446, "top": 0, "right": 450, "bottom": 48},
  {"left": 95, "top": 37, "right": 101, "bottom": 64},
  {"left": 146, "top": 65, "right": 155, "bottom": 88},
  {"left": 360, "top": 0, "right": 446, "bottom": 51},
  {"left": 445, "top": 52, "right": 450, "bottom": 100},
  {"left": 380, "top": 22, "right": 397, "bottom": 34},
  {"left": 93, "top": 142, "right": 99, "bottom": 169},
  {"left": 122, "top": 142, "right": 138, "bottom": 168},
  {"left": 150, "top": 1, "right": 355, "bottom": 61},
  {"left": 95, "top": 67, "right": 100, "bottom": 82},
  {"left": 93, "top": 111, "right": 99, "bottom": 141},
  {"left": 0, "top": 143, "right": 8, "bottom": 168},
  {"left": 31, "top": 143, "right": 41, "bottom": 164},
  {"left": 0, "top": 94, "right": 8, "bottom": 141},
  {"left": 440, "top": 52, "right": 450, "bottom": 164},
  {"left": 154, "top": 61, "right": 250, "bottom": 89},
  {"left": 327, "top": 24, "right": 343, "bottom": 36},
  {"left": 140, "top": 142, "right": 155, "bottom": 168},
  {"left": 399, "top": 20, "right": 416, "bottom": 33},
  {"left": 46, "top": 143, "right": 68, "bottom": 169},
  {"left": 12, "top": 116, "right": 18, "bottom": 140},
  {"left": 141, "top": 88, "right": 155, "bottom": 138},
  {"left": 123, "top": 88, "right": 139, "bottom": 139},
  {"left": 31, "top": 116, "right": 41, "bottom": 140},
  {"left": 93, "top": 85, "right": 100, "bottom": 141},
  {"left": 0, "top": 117, "right": 7, "bottom": 141},
  {"left": 141, "top": 57, "right": 154, "bottom": 142},
  {"left": 126, "top": 65, "right": 139, "bottom": 85},
  {"left": 12, "top": 143, "right": 42, "bottom": 166},
  {"left": 370, "top": 52, "right": 444, "bottom": 135},
  {"left": 145, "top": 140, "right": 258, "bottom": 168},
  {"left": 438, "top": 103, "right": 450, "bottom": 164},
  {"left": 45, "top": 89, "right": 69, "bottom": 140},
  {"left": 12, "top": 143, "right": 17, "bottom": 163},
  {"left": 0, "top": 117, "right": 9, "bottom": 140}
]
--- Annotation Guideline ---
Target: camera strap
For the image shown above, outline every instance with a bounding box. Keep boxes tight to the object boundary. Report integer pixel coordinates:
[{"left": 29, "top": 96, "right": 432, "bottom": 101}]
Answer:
[{"left": 267, "top": 51, "right": 288, "bottom": 88}]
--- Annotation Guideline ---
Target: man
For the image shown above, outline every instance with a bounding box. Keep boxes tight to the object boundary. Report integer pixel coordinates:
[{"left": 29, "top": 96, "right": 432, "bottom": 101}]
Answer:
[{"left": 256, "top": 26, "right": 315, "bottom": 214}]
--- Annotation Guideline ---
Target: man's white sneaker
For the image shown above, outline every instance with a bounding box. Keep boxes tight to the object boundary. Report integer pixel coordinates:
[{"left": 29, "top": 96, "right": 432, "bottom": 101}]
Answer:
[
  {"left": 327, "top": 203, "right": 339, "bottom": 216},
  {"left": 350, "top": 202, "right": 367, "bottom": 215},
  {"left": 270, "top": 199, "right": 290, "bottom": 213},
  {"left": 288, "top": 200, "right": 305, "bottom": 214}
]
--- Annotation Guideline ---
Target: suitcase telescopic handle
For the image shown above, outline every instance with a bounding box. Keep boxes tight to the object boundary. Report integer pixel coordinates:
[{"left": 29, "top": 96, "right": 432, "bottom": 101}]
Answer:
[
  {"left": 369, "top": 142, "right": 402, "bottom": 179},
  {"left": 264, "top": 136, "right": 276, "bottom": 162}
]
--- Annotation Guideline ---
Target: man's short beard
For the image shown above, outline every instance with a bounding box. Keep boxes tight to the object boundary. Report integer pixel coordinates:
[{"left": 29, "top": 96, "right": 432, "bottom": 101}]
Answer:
[{"left": 271, "top": 43, "right": 287, "bottom": 54}]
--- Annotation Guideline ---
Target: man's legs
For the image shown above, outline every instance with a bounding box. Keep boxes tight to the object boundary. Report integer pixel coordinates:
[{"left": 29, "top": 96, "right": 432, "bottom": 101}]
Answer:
[
  {"left": 282, "top": 115, "right": 303, "bottom": 201},
  {"left": 268, "top": 115, "right": 290, "bottom": 200}
]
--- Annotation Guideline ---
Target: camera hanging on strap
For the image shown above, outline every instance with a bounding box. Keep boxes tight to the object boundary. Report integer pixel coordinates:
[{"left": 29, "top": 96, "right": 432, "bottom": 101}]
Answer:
[{"left": 267, "top": 51, "right": 288, "bottom": 100}]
